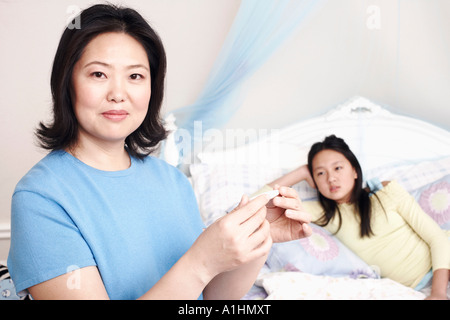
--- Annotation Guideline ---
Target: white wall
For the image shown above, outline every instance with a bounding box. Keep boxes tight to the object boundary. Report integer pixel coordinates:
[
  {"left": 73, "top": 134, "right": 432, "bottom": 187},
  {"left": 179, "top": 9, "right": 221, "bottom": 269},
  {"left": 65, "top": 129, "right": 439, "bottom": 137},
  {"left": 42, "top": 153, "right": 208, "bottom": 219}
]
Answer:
[
  {"left": 228, "top": 0, "right": 450, "bottom": 131},
  {"left": 1, "top": 0, "right": 449, "bottom": 257},
  {"left": 0, "top": 223, "right": 10, "bottom": 265}
]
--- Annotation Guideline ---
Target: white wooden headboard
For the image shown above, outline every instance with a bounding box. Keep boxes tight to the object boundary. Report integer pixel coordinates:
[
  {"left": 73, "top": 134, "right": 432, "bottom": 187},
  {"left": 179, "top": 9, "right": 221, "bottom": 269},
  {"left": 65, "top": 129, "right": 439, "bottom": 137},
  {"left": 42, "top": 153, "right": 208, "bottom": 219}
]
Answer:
[
  {"left": 263, "top": 96, "right": 450, "bottom": 171},
  {"left": 165, "top": 96, "right": 450, "bottom": 172}
]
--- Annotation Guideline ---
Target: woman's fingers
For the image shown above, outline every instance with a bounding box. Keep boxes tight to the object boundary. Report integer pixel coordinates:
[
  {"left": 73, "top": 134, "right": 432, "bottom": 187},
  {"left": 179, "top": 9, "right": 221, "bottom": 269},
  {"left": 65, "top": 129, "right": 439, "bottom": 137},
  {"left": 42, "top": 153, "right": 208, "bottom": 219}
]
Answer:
[
  {"left": 229, "top": 193, "right": 270, "bottom": 225},
  {"left": 302, "top": 223, "right": 313, "bottom": 237},
  {"left": 271, "top": 186, "right": 311, "bottom": 222},
  {"left": 240, "top": 205, "right": 267, "bottom": 235},
  {"left": 236, "top": 194, "right": 249, "bottom": 209},
  {"left": 285, "top": 209, "right": 312, "bottom": 224},
  {"left": 276, "top": 185, "right": 299, "bottom": 199},
  {"left": 219, "top": 194, "right": 272, "bottom": 249},
  {"left": 273, "top": 196, "right": 302, "bottom": 211},
  {"left": 248, "top": 223, "right": 273, "bottom": 257}
]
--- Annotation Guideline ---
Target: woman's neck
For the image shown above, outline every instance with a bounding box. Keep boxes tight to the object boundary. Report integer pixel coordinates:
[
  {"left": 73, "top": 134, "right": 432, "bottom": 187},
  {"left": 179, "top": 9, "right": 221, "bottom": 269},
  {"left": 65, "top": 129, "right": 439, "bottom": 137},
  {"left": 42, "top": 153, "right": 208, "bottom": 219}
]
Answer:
[{"left": 67, "top": 137, "right": 131, "bottom": 172}]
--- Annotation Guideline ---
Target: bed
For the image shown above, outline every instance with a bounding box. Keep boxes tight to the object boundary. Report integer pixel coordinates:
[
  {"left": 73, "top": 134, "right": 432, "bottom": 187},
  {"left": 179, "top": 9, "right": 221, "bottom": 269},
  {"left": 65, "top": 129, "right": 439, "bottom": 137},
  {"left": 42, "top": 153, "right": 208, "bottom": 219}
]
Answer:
[
  {"left": 185, "top": 96, "right": 450, "bottom": 300},
  {"left": 2, "top": 97, "right": 448, "bottom": 300}
]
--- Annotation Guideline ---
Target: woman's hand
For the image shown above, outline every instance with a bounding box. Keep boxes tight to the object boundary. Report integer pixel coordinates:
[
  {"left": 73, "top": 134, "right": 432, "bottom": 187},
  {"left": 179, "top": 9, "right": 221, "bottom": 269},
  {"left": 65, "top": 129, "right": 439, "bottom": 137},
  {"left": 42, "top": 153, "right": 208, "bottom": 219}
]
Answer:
[
  {"left": 266, "top": 185, "right": 312, "bottom": 243},
  {"left": 189, "top": 194, "right": 273, "bottom": 283}
]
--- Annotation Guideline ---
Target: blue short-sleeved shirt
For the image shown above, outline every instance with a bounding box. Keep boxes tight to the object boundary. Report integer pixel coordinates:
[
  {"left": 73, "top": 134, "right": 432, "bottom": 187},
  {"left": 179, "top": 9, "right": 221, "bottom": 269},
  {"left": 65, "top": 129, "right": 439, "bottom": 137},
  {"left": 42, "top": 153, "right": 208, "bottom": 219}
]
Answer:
[{"left": 8, "top": 150, "right": 205, "bottom": 299}]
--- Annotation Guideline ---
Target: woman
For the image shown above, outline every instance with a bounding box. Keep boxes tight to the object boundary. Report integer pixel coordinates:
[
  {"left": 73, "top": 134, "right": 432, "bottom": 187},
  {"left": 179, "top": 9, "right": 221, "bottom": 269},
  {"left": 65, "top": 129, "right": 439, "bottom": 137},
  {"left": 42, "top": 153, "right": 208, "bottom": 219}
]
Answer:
[
  {"left": 257, "top": 135, "right": 450, "bottom": 300},
  {"left": 7, "top": 4, "right": 311, "bottom": 300}
]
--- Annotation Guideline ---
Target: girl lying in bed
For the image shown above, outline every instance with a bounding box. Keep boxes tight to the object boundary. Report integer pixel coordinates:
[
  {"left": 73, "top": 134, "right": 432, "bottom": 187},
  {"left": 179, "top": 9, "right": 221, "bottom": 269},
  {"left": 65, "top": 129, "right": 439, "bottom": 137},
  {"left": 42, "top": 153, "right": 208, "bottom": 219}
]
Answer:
[{"left": 256, "top": 135, "right": 450, "bottom": 300}]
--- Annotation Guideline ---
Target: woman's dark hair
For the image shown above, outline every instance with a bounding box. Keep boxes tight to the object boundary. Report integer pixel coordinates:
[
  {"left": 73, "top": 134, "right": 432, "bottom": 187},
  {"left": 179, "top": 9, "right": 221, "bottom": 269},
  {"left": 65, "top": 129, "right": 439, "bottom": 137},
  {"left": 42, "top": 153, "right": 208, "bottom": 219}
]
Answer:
[
  {"left": 307, "top": 135, "right": 375, "bottom": 238},
  {"left": 36, "top": 4, "right": 167, "bottom": 159}
]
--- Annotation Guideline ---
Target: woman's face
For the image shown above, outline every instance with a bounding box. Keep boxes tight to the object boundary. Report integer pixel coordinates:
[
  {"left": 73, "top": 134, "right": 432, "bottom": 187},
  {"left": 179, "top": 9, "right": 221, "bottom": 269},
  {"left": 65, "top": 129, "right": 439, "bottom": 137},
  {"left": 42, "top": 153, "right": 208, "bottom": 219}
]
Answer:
[
  {"left": 71, "top": 32, "right": 151, "bottom": 149},
  {"left": 311, "top": 149, "right": 357, "bottom": 204}
]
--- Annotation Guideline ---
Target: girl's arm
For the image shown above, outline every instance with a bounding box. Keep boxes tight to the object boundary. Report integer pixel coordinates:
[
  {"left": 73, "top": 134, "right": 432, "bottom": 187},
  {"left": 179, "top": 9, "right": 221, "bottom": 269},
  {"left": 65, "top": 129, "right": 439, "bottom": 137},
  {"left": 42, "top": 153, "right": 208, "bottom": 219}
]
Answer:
[
  {"left": 392, "top": 182, "right": 450, "bottom": 300},
  {"left": 267, "top": 165, "right": 315, "bottom": 189},
  {"left": 426, "top": 269, "right": 450, "bottom": 300}
]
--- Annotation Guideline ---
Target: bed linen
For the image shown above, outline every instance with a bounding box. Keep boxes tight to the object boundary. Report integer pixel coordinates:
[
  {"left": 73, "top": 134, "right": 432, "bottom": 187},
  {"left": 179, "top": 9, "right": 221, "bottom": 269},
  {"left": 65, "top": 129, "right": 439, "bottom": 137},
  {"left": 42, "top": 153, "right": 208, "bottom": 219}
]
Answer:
[
  {"left": 190, "top": 156, "right": 450, "bottom": 300},
  {"left": 188, "top": 97, "right": 450, "bottom": 300}
]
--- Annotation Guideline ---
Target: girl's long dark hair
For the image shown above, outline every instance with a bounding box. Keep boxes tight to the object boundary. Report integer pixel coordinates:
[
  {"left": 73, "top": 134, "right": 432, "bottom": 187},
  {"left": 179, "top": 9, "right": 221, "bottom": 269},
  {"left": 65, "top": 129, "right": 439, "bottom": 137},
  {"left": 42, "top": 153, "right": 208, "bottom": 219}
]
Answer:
[
  {"left": 36, "top": 4, "right": 167, "bottom": 159},
  {"left": 307, "top": 135, "right": 375, "bottom": 238}
]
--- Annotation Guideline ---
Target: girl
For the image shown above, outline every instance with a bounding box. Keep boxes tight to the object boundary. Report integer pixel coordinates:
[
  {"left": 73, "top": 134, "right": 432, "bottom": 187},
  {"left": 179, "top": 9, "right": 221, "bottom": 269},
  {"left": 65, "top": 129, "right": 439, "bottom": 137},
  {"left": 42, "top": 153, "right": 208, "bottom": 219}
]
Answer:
[
  {"left": 7, "top": 4, "right": 311, "bottom": 300},
  {"left": 258, "top": 135, "right": 450, "bottom": 300}
]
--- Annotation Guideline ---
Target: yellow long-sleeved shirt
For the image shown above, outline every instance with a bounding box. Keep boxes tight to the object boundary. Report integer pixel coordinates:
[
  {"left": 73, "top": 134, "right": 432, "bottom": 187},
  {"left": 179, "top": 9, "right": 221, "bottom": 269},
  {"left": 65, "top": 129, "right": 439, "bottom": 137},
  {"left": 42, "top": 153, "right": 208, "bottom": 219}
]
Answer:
[{"left": 257, "top": 181, "right": 450, "bottom": 288}]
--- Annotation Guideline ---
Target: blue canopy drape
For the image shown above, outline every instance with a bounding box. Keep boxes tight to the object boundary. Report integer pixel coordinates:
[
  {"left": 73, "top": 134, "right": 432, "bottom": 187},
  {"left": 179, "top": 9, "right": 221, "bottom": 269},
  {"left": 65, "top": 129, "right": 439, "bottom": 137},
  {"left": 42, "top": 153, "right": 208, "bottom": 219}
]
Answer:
[{"left": 164, "top": 0, "right": 327, "bottom": 166}]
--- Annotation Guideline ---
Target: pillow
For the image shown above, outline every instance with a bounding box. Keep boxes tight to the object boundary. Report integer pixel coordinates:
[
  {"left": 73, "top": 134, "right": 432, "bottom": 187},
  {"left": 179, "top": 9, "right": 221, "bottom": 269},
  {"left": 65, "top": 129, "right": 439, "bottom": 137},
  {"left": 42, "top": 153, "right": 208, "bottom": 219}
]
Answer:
[
  {"left": 0, "top": 264, "right": 31, "bottom": 300},
  {"left": 365, "top": 156, "right": 450, "bottom": 193},
  {"left": 410, "top": 174, "right": 450, "bottom": 230},
  {"left": 364, "top": 157, "right": 450, "bottom": 230},
  {"left": 266, "top": 224, "right": 378, "bottom": 278}
]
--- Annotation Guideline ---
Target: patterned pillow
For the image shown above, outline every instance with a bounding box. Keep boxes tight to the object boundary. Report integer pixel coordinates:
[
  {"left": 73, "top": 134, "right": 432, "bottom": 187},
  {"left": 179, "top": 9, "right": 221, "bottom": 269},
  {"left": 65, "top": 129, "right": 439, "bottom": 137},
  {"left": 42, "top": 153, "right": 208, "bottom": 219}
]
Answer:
[
  {"left": 266, "top": 224, "right": 379, "bottom": 278},
  {"left": 0, "top": 264, "right": 31, "bottom": 300},
  {"left": 411, "top": 174, "right": 450, "bottom": 230}
]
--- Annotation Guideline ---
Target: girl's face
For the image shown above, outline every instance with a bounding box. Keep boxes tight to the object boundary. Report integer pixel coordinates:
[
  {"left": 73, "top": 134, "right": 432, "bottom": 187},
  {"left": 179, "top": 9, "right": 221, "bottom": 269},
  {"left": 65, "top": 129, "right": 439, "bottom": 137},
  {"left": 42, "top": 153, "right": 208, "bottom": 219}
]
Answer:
[
  {"left": 71, "top": 32, "right": 151, "bottom": 149},
  {"left": 311, "top": 149, "right": 358, "bottom": 204}
]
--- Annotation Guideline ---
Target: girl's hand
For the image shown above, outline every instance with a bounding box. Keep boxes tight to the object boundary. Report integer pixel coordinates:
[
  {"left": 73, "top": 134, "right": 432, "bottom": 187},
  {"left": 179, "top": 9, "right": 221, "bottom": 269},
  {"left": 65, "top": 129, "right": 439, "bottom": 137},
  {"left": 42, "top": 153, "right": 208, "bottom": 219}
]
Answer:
[
  {"left": 266, "top": 185, "right": 312, "bottom": 243},
  {"left": 267, "top": 164, "right": 316, "bottom": 190},
  {"left": 425, "top": 293, "right": 448, "bottom": 300},
  {"left": 190, "top": 194, "right": 272, "bottom": 282}
]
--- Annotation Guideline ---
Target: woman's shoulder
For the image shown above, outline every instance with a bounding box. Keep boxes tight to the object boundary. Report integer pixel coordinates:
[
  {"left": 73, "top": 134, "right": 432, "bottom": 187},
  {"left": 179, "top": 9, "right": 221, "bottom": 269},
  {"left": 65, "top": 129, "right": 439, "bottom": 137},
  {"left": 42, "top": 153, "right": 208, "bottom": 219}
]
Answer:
[
  {"left": 140, "top": 155, "right": 185, "bottom": 176},
  {"left": 140, "top": 155, "right": 191, "bottom": 185},
  {"left": 14, "top": 151, "right": 69, "bottom": 192}
]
